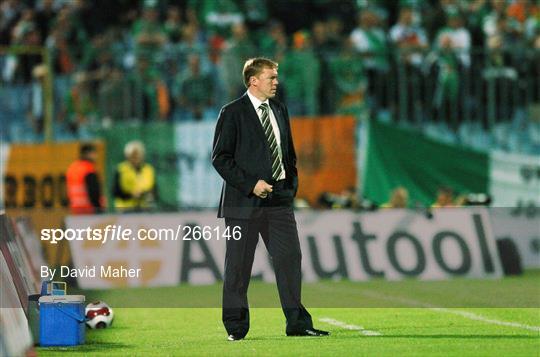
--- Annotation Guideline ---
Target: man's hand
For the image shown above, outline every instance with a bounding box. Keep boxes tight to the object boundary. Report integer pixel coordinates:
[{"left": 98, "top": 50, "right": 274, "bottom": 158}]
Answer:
[{"left": 253, "top": 180, "right": 273, "bottom": 198}]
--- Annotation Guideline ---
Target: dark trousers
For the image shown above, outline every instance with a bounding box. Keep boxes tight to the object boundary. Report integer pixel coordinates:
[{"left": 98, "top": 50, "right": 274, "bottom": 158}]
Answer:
[{"left": 222, "top": 181, "right": 312, "bottom": 337}]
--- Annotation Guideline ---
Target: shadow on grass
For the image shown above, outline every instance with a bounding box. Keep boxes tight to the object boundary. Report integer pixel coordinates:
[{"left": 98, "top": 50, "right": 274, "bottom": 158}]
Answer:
[
  {"left": 37, "top": 341, "right": 131, "bottom": 352},
  {"left": 245, "top": 333, "right": 538, "bottom": 341}
]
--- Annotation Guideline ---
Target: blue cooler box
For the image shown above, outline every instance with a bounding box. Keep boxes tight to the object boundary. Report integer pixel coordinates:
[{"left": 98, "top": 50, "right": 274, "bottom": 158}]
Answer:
[{"left": 39, "top": 295, "right": 86, "bottom": 346}]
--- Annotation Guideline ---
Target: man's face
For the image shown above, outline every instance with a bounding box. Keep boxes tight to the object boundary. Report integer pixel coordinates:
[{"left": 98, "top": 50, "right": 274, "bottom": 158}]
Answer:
[
  {"left": 251, "top": 67, "right": 279, "bottom": 100},
  {"left": 128, "top": 151, "right": 144, "bottom": 167},
  {"left": 86, "top": 150, "right": 97, "bottom": 162},
  {"left": 400, "top": 10, "right": 412, "bottom": 25}
]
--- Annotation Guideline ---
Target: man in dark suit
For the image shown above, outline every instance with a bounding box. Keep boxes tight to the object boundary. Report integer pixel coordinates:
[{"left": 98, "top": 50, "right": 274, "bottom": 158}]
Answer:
[{"left": 212, "top": 57, "right": 329, "bottom": 341}]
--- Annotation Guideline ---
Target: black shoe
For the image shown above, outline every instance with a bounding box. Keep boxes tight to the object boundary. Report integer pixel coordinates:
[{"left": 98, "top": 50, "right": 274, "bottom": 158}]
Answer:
[
  {"left": 287, "top": 328, "right": 330, "bottom": 337},
  {"left": 227, "top": 334, "right": 244, "bottom": 341},
  {"left": 311, "top": 328, "right": 330, "bottom": 336}
]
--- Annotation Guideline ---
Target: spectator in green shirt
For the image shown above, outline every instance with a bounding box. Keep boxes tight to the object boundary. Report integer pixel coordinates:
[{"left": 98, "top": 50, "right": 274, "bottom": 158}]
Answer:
[
  {"left": 259, "top": 20, "right": 288, "bottom": 61},
  {"left": 219, "top": 22, "right": 256, "bottom": 101},
  {"left": 64, "top": 72, "right": 97, "bottom": 135},
  {"left": 173, "top": 54, "right": 214, "bottom": 121},
  {"left": 131, "top": 6, "right": 167, "bottom": 64},
  {"left": 330, "top": 38, "right": 368, "bottom": 119},
  {"left": 129, "top": 57, "right": 170, "bottom": 122},
  {"left": 164, "top": 5, "right": 183, "bottom": 44},
  {"left": 188, "top": 0, "right": 243, "bottom": 37},
  {"left": 350, "top": 9, "right": 390, "bottom": 112},
  {"left": 280, "top": 31, "right": 320, "bottom": 116}
]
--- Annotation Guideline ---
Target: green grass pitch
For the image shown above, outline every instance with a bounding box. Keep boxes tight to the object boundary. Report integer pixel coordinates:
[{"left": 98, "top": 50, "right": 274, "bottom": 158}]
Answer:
[{"left": 37, "top": 271, "right": 540, "bottom": 356}]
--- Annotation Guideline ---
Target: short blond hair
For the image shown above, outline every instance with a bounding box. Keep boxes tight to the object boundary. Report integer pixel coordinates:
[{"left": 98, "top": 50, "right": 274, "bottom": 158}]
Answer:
[
  {"left": 242, "top": 57, "right": 278, "bottom": 88},
  {"left": 124, "top": 140, "right": 145, "bottom": 159}
]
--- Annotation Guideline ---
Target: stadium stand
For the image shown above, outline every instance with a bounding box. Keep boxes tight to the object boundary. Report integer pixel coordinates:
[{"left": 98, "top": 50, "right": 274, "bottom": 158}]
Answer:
[
  {"left": 0, "top": 2, "right": 538, "bottom": 354},
  {"left": 0, "top": 0, "right": 538, "bottom": 153}
]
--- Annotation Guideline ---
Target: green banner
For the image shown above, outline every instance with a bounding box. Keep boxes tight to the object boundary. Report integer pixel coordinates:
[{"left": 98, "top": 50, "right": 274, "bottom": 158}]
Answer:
[
  {"left": 363, "top": 120, "right": 489, "bottom": 207},
  {"left": 99, "top": 122, "right": 177, "bottom": 211}
]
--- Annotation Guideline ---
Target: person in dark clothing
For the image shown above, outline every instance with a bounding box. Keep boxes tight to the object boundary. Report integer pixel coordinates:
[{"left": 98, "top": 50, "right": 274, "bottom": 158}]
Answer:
[
  {"left": 66, "top": 143, "right": 103, "bottom": 214},
  {"left": 212, "top": 57, "right": 329, "bottom": 340}
]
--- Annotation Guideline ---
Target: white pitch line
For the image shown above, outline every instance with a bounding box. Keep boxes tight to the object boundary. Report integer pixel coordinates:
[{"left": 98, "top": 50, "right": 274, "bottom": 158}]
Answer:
[
  {"left": 361, "top": 290, "right": 540, "bottom": 333},
  {"left": 429, "top": 308, "right": 540, "bottom": 333},
  {"left": 319, "top": 317, "right": 382, "bottom": 336}
]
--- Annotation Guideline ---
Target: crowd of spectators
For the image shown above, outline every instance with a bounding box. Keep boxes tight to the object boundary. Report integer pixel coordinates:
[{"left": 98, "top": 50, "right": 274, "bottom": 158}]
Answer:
[
  {"left": 314, "top": 185, "right": 491, "bottom": 211},
  {"left": 1, "top": 0, "right": 539, "bottom": 141}
]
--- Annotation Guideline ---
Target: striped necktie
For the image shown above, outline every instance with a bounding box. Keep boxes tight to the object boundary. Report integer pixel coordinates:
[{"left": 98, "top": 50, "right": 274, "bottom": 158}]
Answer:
[{"left": 259, "top": 103, "right": 283, "bottom": 180}]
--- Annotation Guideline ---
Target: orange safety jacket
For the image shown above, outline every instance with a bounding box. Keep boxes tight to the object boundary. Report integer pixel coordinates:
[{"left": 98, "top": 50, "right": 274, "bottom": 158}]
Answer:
[{"left": 66, "top": 159, "right": 100, "bottom": 214}]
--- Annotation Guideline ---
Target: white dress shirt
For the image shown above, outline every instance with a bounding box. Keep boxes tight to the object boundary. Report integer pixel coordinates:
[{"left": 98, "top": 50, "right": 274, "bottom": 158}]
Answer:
[{"left": 246, "top": 90, "right": 286, "bottom": 180}]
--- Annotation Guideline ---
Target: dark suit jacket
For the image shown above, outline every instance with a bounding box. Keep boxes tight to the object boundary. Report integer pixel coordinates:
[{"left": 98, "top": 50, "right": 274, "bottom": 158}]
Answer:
[{"left": 212, "top": 93, "right": 298, "bottom": 218}]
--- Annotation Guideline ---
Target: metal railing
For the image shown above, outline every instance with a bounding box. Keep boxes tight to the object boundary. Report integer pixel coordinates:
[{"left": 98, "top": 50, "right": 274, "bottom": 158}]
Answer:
[
  {"left": 373, "top": 47, "right": 540, "bottom": 129},
  {"left": 1, "top": 46, "right": 539, "bottom": 149},
  {"left": 0, "top": 46, "right": 54, "bottom": 142}
]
